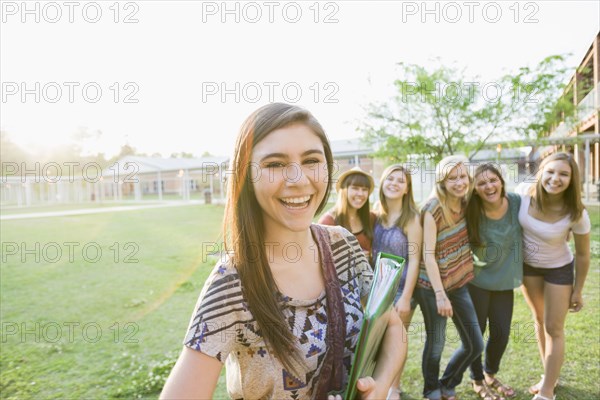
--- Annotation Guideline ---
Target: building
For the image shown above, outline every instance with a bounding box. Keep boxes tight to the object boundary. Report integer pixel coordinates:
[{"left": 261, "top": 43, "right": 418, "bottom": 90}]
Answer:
[
  {"left": 329, "top": 138, "right": 383, "bottom": 178},
  {"left": 1, "top": 155, "right": 229, "bottom": 207},
  {"left": 103, "top": 155, "right": 229, "bottom": 202},
  {"left": 545, "top": 32, "right": 599, "bottom": 200}
]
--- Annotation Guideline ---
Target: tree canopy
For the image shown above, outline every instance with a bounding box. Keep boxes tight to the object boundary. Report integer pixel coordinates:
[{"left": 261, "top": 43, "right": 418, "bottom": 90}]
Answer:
[{"left": 359, "top": 56, "right": 575, "bottom": 162}]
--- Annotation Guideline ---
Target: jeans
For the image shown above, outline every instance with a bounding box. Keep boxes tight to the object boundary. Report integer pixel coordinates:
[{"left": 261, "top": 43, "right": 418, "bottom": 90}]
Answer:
[
  {"left": 414, "top": 285, "right": 484, "bottom": 398},
  {"left": 467, "top": 284, "right": 514, "bottom": 381}
]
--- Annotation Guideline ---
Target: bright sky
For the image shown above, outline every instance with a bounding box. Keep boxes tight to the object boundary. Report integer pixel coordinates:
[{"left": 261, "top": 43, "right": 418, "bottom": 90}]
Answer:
[{"left": 1, "top": 0, "right": 599, "bottom": 158}]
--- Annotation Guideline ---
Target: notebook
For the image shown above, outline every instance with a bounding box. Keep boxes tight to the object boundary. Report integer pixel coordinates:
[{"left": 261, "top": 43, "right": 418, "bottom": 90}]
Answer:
[{"left": 344, "top": 252, "right": 405, "bottom": 400}]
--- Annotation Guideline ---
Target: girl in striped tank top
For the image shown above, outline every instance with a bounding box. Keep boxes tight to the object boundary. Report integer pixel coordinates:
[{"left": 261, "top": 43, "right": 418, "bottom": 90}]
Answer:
[{"left": 414, "top": 155, "right": 483, "bottom": 400}]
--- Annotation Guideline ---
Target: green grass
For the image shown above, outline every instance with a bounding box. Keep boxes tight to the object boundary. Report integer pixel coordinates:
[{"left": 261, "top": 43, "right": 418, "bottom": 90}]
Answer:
[
  {"left": 1, "top": 205, "right": 598, "bottom": 399},
  {"left": 1, "top": 205, "right": 226, "bottom": 399},
  {"left": 0, "top": 202, "right": 164, "bottom": 216}
]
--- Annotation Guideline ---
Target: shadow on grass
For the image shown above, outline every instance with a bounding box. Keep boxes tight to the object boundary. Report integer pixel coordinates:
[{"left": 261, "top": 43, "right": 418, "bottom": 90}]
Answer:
[{"left": 554, "top": 385, "right": 600, "bottom": 400}]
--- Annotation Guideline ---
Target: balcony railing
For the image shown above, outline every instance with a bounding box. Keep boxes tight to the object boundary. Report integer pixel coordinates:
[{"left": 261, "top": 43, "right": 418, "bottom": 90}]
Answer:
[
  {"left": 550, "top": 121, "right": 572, "bottom": 138},
  {"left": 549, "top": 85, "right": 599, "bottom": 138},
  {"left": 577, "top": 85, "right": 599, "bottom": 123}
]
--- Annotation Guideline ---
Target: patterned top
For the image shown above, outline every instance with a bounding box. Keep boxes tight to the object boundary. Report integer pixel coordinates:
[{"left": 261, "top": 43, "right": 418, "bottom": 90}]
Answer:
[
  {"left": 183, "top": 224, "right": 373, "bottom": 400},
  {"left": 417, "top": 198, "right": 474, "bottom": 291},
  {"left": 372, "top": 220, "right": 409, "bottom": 292}
]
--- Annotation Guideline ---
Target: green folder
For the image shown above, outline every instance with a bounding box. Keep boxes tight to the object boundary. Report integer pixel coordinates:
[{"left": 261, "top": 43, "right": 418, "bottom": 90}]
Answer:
[{"left": 344, "top": 252, "right": 405, "bottom": 400}]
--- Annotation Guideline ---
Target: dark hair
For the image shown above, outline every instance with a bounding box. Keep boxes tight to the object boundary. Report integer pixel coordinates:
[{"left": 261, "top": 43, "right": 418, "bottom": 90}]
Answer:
[
  {"left": 466, "top": 163, "right": 506, "bottom": 247},
  {"left": 333, "top": 173, "right": 373, "bottom": 241},
  {"left": 528, "top": 152, "right": 584, "bottom": 221},
  {"left": 223, "top": 103, "right": 333, "bottom": 371}
]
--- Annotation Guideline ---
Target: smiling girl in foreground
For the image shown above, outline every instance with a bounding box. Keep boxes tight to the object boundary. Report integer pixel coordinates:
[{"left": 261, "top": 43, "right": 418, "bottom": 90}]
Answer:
[
  {"left": 519, "top": 152, "right": 591, "bottom": 400},
  {"left": 160, "top": 103, "right": 405, "bottom": 400}
]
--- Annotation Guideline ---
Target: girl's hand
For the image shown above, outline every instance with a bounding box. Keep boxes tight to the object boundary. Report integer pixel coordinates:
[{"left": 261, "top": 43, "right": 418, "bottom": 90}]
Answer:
[
  {"left": 435, "top": 291, "right": 453, "bottom": 317},
  {"left": 394, "top": 297, "right": 411, "bottom": 320},
  {"left": 327, "top": 377, "right": 388, "bottom": 400},
  {"left": 569, "top": 291, "right": 584, "bottom": 312},
  {"left": 356, "top": 376, "right": 387, "bottom": 400}
]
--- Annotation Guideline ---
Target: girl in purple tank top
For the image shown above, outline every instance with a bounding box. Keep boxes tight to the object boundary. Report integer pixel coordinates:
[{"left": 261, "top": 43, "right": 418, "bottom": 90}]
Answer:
[{"left": 373, "top": 164, "right": 422, "bottom": 400}]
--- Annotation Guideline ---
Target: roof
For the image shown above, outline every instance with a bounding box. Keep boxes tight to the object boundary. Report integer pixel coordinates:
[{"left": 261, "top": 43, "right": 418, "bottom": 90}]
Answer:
[
  {"left": 106, "top": 155, "right": 230, "bottom": 175},
  {"left": 470, "top": 148, "right": 527, "bottom": 161},
  {"left": 106, "top": 138, "right": 375, "bottom": 176},
  {"left": 329, "top": 138, "right": 374, "bottom": 157}
]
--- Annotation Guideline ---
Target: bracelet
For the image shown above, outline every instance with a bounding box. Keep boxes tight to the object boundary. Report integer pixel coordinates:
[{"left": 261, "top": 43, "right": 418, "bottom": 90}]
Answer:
[{"left": 435, "top": 290, "right": 444, "bottom": 294}]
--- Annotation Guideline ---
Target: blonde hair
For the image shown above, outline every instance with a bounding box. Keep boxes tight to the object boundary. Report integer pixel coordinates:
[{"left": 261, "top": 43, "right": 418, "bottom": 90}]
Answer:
[
  {"left": 377, "top": 164, "right": 418, "bottom": 233},
  {"left": 428, "top": 155, "right": 473, "bottom": 226}
]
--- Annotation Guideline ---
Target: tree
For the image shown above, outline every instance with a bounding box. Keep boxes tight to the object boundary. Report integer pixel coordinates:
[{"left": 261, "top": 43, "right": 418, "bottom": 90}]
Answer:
[
  {"left": 117, "top": 144, "right": 137, "bottom": 158},
  {"left": 107, "top": 144, "right": 138, "bottom": 166},
  {"left": 359, "top": 56, "right": 574, "bottom": 162},
  {"left": 169, "top": 152, "right": 195, "bottom": 158},
  {"left": 0, "top": 131, "right": 30, "bottom": 175},
  {"left": 1, "top": 130, "right": 111, "bottom": 178}
]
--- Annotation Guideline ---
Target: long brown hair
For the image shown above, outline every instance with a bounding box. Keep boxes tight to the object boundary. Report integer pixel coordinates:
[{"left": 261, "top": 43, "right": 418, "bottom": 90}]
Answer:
[
  {"left": 466, "top": 163, "right": 506, "bottom": 247},
  {"left": 223, "top": 103, "right": 334, "bottom": 370},
  {"left": 377, "top": 164, "right": 418, "bottom": 233},
  {"left": 528, "top": 152, "right": 584, "bottom": 221},
  {"left": 333, "top": 173, "right": 373, "bottom": 241}
]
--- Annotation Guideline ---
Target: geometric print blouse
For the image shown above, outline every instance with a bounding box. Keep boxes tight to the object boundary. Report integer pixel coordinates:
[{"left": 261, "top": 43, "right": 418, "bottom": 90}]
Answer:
[{"left": 183, "top": 224, "right": 373, "bottom": 399}]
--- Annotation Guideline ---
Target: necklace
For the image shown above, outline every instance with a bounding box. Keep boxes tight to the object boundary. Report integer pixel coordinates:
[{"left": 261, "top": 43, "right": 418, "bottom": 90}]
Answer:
[
  {"left": 449, "top": 207, "right": 461, "bottom": 215},
  {"left": 448, "top": 199, "right": 463, "bottom": 215}
]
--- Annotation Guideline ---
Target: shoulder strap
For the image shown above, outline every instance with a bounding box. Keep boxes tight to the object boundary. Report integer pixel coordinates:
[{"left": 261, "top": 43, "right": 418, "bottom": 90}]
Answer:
[{"left": 310, "top": 224, "right": 346, "bottom": 399}]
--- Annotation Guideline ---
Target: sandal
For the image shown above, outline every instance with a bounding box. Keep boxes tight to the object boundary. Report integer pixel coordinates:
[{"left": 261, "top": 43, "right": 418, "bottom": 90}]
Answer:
[
  {"left": 485, "top": 376, "right": 515, "bottom": 398},
  {"left": 472, "top": 380, "right": 503, "bottom": 400},
  {"left": 528, "top": 375, "right": 558, "bottom": 395},
  {"left": 532, "top": 395, "right": 556, "bottom": 400},
  {"left": 387, "top": 386, "right": 401, "bottom": 400}
]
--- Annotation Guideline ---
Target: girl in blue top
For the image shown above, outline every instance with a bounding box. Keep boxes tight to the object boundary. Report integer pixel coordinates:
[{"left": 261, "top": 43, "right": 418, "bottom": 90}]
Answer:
[
  {"left": 466, "top": 163, "right": 522, "bottom": 400},
  {"left": 372, "top": 164, "right": 422, "bottom": 400}
]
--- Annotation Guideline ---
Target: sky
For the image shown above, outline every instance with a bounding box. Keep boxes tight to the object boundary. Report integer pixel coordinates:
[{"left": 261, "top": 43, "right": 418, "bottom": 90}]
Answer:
[{"left": 1, "top": 0, "right": 599, "bottom": 159}]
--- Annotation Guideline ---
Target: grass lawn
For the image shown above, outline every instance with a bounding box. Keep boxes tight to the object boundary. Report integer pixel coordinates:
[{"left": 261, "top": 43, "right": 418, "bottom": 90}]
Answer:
[
  {"left": 1, "top": 204, "right": 598, "bottom": 399},
  {"left": 0, "top": 202, "right": 164, "bottom": 216},
  {"left": 1, "top": 205, "right": 225, "bottom": 399}
]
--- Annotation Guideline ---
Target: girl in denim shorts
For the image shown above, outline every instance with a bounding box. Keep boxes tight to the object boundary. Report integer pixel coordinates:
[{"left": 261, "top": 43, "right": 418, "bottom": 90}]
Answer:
[{"left": 518, "top": 152, "right": 591, "bottom": 400}]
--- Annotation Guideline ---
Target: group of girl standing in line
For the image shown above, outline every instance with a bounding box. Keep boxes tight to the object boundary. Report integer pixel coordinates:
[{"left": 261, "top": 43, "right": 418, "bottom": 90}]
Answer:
[
  {"left": 161, "top": 103, "right": 591, "bottom": 400},
  {"left": 319, "top": 152, "right": 590, "bottom": 400}
]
